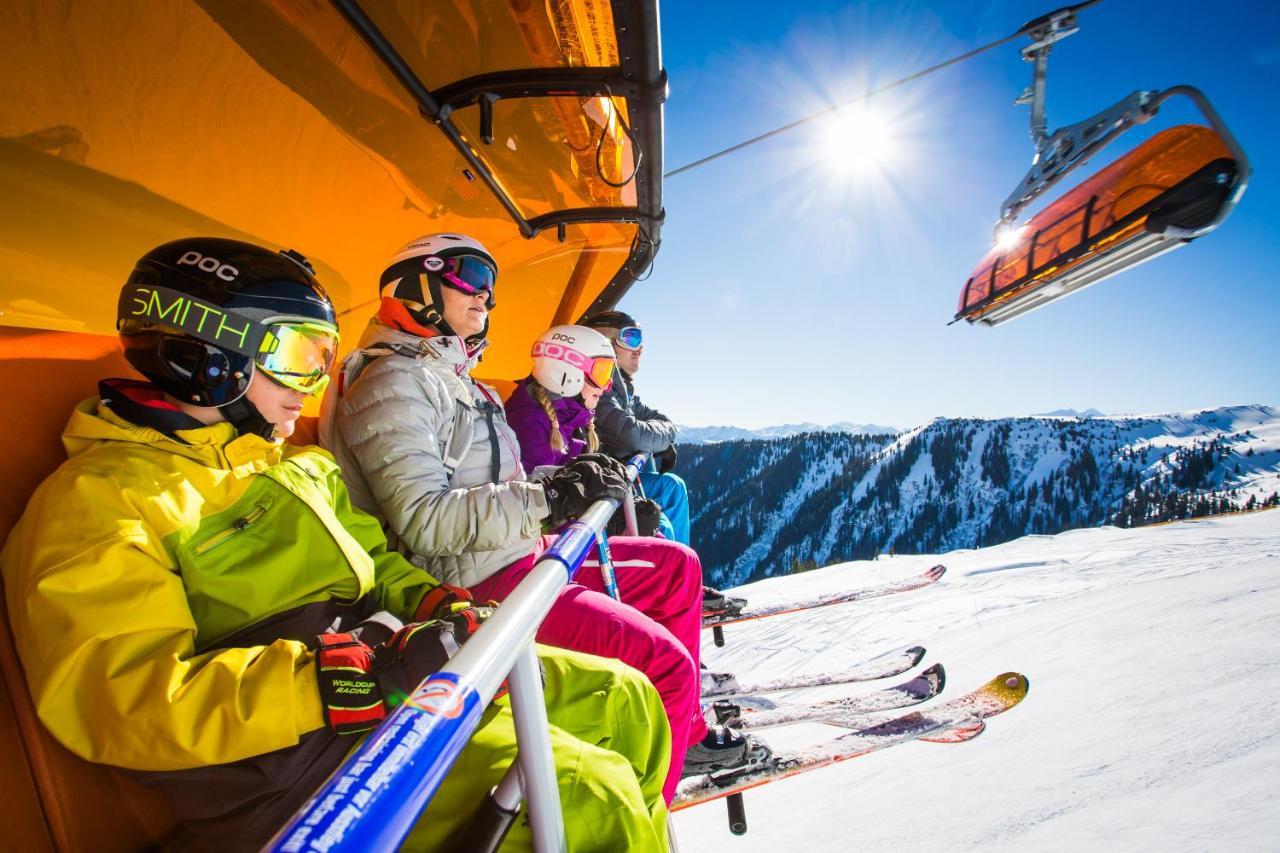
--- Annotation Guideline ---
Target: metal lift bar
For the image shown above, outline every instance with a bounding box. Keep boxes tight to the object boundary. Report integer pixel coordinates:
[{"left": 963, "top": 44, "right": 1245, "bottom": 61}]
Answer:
[
  {"left": 328, "top": 0, "right": 529, "bottom": 234},
  {"left": 1150, "top": 86, "right": 1251, "bottom": 239},
  {"left": 267, "top": 456, "right": 648, "bottom": 853},
  {"left": 328, "top": 0, "right": 665, "bottom": 298}
]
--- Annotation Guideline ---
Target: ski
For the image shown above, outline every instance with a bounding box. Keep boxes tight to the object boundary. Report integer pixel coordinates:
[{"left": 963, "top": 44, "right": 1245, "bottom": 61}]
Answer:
[
  {"left": 674, "top": 671, "right": 1030, "bottom": 811},
  {"left": 702, "top": 565, "right": 947, "bottom": 630},
  {"left": 701, "top": 645, "right": 926, "bottom": 702},
  {"left": 711, "top": 663, "right": 945, "bottom": 731}
]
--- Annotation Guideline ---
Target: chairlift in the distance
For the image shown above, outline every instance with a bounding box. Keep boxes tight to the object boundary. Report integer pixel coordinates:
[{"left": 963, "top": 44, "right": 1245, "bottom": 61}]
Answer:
[{"left": 955, "top": 1, "right": 1250, "bottom": 327}]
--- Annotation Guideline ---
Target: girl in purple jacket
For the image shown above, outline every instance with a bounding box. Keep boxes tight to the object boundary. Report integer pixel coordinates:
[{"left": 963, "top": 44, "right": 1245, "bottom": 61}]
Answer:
[
  {"left": 503, "top": 325, "right": 761, "bottom": 791},
  {"left": 506, "top": 324, "right": 617, "bottom": 472}
]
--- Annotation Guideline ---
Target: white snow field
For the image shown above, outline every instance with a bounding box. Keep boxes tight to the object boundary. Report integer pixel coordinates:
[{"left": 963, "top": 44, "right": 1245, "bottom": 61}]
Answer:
[{"left": 675, "top": 509, "right": 1280, "bottom": 852}]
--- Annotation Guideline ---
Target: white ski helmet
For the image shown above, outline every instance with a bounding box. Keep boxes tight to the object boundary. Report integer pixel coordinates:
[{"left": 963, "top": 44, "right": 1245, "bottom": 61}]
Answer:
[
  {"left": 531, "top": 325, "right": 616, "bottom": 397},
  {"left": 378, "top": 233, "right": 497, "bottom": 337}
]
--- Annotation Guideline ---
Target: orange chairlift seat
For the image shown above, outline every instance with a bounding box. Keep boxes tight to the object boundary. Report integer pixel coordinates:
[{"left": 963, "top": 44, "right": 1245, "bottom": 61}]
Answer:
[
  {"left": 955, "top": 3, "right": 1250, "bottom": 327},
  {"left": 0, "top": 1, "right": 666, "bottom": 849}
]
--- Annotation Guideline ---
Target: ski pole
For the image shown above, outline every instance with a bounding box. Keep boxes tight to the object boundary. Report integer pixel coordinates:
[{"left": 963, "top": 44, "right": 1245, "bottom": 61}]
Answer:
[
  {"left": 597, "top": 528, "right": 620, "bottom": 601},
  {"left": 599, "top": 453, "right": 647, "bottom": 602},
  {"left": 621, "top": 488, "right": 640, "bottom": 536}
]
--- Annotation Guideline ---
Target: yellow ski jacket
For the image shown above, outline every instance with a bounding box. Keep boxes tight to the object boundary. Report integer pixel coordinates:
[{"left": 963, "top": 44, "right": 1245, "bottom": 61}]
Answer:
[{"left": 1, "top": 394, "right": 442, "bottom": 772}]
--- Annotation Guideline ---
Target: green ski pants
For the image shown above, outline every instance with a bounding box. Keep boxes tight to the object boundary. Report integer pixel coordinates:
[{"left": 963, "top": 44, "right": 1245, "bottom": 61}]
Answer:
[{"left": 403, "top": 645, "right": 671, "bottom": 851}]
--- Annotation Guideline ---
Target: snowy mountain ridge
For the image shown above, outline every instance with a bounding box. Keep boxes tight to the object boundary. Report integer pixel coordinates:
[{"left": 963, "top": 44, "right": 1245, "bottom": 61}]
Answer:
[
  {"left": 680, "top": 404, "right": 1280, "bottom": 587},
  {"left": 676, "top": 421, "right": 900, "bottom": 444},
  {"left": 1031, "top": 407, "right": 1105, "bottom": 418}
]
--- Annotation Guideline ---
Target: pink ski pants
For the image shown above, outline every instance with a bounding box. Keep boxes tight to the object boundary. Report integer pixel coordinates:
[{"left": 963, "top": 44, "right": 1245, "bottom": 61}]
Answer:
[{"left": 469, "top": 534, "right": 706, "bottom": 803}]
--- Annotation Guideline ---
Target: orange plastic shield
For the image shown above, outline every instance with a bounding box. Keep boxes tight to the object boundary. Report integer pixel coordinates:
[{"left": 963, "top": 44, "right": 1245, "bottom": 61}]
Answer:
[
  {"left": 0, "top": 0, "right": 653, "bottom": 383},
  {"left": 958, "top": 125, "right": 1236, "bottom": 324}
]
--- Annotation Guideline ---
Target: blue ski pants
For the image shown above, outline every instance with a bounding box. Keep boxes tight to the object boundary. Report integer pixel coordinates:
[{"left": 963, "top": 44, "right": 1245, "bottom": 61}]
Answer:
[{"left": 639, "top": 470, "right": 691, "bottom": 545}]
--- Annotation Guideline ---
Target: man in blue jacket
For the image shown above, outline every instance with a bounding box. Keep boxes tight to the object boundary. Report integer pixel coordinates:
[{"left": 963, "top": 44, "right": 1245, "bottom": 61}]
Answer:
[{"left": 582, "top": 310, "right": 690, "bottom": 546}]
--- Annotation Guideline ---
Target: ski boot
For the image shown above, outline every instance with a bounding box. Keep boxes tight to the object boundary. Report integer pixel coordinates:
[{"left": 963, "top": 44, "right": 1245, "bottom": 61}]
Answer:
[
  {"left": 699, "top": 666, "right": 740, "bottom": 695},
  {"left": 701, "top": 585, "right": 747, "bottom": 619},
  {"left": 708, "top": 699, "right": 745, "bottom": 729},
  {"left": 680, "top": 725, "right": 771, "bottom": 779},
  {"left": 702, "top": 585, "right": 747, "bottom": 648},
  {"left": 681, "top": 725, "right": 772, "bottom": 838}
]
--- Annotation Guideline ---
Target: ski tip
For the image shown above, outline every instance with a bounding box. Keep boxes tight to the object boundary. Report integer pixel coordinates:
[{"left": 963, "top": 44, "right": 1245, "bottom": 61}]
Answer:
[
  {"left": 929, "top": 564, "right": 947, "bottom": 579},
  {"left": 921, "top": 662, "right": 946, "bottom": 692},
  {"left": 989, "top": 672, "right": 1030, "bottom": 705},
  {"left": 905, "top": 645, "right": 927, "bottom": 663}
]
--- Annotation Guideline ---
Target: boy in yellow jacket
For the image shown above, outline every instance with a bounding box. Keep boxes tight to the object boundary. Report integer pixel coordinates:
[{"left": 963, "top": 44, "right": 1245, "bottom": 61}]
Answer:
[{"left": 0, "top": 238, "right": 670, "bottom": 851}]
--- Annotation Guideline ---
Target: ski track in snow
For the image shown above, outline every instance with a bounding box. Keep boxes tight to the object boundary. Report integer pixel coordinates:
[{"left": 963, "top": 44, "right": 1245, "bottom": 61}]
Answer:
[{"left": 677, "top": 510, "right": 1280, "bottom": 852}]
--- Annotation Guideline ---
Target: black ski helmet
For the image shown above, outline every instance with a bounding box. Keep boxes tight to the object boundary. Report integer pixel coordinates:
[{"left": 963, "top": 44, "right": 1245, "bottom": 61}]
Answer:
[
  {"left": 118, "top": 237, "right": 336, "bottom": 432},
  {"left": 581, "top": 309, "right": 639, "bottom": 331}
]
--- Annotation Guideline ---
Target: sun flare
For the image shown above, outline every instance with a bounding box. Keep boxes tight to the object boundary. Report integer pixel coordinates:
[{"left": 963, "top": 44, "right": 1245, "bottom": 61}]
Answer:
[{"left": 820, "top": 104, "right": 896, "bottom": 175}]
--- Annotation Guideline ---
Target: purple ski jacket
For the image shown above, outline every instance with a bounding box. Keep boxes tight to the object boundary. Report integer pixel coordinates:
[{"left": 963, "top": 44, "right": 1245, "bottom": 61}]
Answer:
[{"left": 505, "top": 377, "right": 594, "bottom": 472}]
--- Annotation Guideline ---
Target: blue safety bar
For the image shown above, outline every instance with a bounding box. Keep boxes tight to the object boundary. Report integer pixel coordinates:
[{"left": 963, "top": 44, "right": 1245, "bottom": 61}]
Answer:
[{"left": 267, "top": 454, "right": 648, "bottom": 853}]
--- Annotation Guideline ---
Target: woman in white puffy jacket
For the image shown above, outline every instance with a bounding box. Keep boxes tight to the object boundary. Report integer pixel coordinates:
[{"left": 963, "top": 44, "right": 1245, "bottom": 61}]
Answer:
[{"left": 319, "top": 234, "right": 753, "bottom": 799}]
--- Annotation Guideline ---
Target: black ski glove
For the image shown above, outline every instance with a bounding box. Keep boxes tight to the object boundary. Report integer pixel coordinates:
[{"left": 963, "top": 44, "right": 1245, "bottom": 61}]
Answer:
[
  {"left": 316, "top": 604, "right": 494, "bottom": 733},
  {"left": 607, "top": 497, "right": 663, "bottom": 537},
  {"left": 655, "top": 444, "right": 678, "bottom": 474},
  {"left": 576, "top": 452, "right": 631, "bottom": 480},
  {"left": 385, "top": 603, "right": 494, "bottom": 690},
  {"left": 545, "top": 457, "right": 630, "bottom": 523}
]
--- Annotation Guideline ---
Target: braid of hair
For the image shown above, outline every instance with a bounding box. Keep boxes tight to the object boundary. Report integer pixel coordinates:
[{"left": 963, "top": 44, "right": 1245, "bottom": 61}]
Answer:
[
  {"left": 532, "top": 384, "right": 566, "bottom": 454},
  {"left": 586, "top": 416, "right": 600, "bottom": 453}
]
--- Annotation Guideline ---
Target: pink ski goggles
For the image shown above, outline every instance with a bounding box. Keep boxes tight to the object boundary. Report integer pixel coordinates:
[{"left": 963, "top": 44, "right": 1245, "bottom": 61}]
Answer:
[{"left": 532, "top": 340, "right": 615, "bottom": 390}]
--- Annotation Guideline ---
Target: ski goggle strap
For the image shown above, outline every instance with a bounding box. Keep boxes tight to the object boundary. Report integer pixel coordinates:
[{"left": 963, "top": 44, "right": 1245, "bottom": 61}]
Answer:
[
  {"left": 531, "top": 340, "right": 615, "bottom": 390},
  {"left": 256, "top": 321, "right": 340, "bottom": 395},
  {"left": 119, "top": 283, "right": 267, "bottom": 356},
  {"left": 614, "top": 325, "right": 643, "bottom": 350}
]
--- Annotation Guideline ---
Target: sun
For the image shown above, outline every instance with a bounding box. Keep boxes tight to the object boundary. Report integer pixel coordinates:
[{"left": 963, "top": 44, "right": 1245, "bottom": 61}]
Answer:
[{"left": 819, "top": 104, "right": 897, "bottom": 176}]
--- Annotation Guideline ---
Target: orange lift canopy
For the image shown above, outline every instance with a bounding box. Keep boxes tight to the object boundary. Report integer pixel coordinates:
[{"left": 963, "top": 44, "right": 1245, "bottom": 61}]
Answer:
[
  {"left": 955, "top": 3, "right": 1249, "bottom": 327},
  {"left": 0, "top": 0, "right": 666, "bottom": 380}
]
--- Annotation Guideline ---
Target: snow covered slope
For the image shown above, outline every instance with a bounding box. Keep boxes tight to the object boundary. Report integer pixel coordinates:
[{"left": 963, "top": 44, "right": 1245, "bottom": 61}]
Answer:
[{"left": 676, "top": 509, "right": 1280, "bottom": 851}]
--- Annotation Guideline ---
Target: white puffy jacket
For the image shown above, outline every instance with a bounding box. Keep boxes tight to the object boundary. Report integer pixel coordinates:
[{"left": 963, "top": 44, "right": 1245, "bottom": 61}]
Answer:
[{"left": 319, "top": 319, "right": 548, "bottom": 588}]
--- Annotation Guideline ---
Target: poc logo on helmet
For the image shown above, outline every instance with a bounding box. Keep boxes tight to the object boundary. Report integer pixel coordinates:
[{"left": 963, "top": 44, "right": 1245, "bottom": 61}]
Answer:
[
  {"left": 177, "top": 251, "right": 239, "bottom": 282},
  {"left": 551, "top": 332, "right": 576, "bottom": 344}
]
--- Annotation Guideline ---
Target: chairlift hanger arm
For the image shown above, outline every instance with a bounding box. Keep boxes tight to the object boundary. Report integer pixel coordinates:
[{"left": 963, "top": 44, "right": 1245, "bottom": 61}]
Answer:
[
  {"left": 1002, "top": 85, "right": 1251, "bottom": 227},
  {"left": 1002, "top": 90, "right": 1156, "bottom": 223},
  {"left": 998, "top": 0, "right": 1252, "bottom": 226}
]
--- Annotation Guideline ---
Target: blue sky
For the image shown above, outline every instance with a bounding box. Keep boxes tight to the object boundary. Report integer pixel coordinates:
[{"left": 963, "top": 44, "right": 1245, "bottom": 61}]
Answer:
[{"left": 618, "top": 0, "right": 1280, "bottom": 429}]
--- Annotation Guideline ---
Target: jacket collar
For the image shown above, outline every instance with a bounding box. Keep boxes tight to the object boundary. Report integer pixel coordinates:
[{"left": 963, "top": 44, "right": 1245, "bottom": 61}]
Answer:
[
  {"left": 357, "top": 317, "right": 487, "bottom": 377},
  {"left": 71, "top": 380, "right": 284, "bottom": 476}
]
